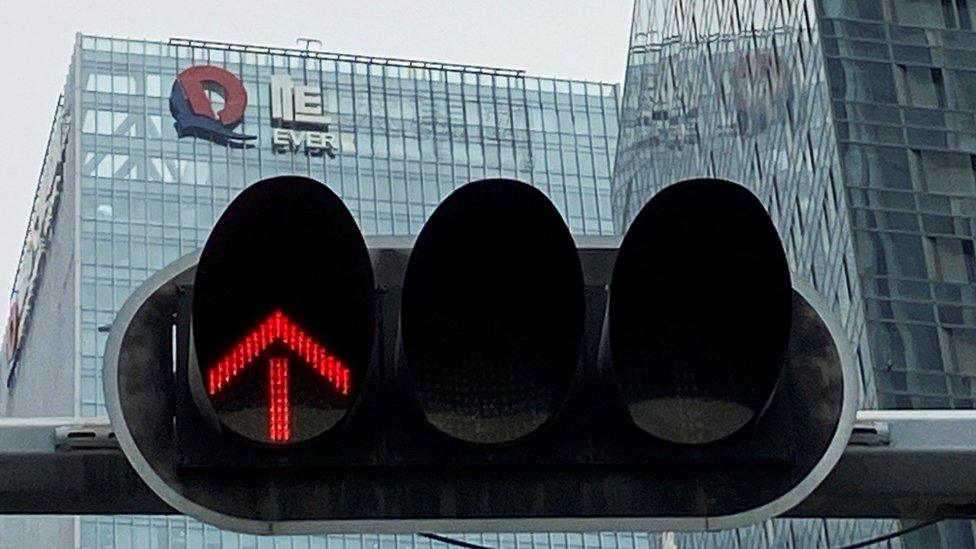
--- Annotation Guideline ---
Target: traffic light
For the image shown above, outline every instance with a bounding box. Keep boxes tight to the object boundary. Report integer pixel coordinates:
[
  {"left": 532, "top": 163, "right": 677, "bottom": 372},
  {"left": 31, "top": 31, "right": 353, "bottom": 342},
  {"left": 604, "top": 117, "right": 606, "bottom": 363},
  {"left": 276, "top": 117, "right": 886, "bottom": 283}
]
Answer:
[
  {"left": 609, "top": 178, "right": 792, "bottom": 444},
  {"left": 191, "top": 176, "right": 374, "bottom": 445},
  {"left": 402, "top": 179, "right": 583, "bottom": 444},
  {"left": 104, "top": 175, "right": 857, "bottom": 534}
]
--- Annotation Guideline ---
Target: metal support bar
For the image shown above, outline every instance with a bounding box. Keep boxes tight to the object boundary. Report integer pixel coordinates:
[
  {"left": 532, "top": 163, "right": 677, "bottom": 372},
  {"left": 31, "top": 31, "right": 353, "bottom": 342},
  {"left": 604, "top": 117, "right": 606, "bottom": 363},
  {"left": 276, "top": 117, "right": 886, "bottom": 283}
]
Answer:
[
  {"left": 1, "top": 411, "right": 975, "bottom": 519},
  {"left": 0, "top": 417, "right": 170, "bottom": 514},
  {"left": 789, "top": 410, "right": 976, "bottom": 518}
]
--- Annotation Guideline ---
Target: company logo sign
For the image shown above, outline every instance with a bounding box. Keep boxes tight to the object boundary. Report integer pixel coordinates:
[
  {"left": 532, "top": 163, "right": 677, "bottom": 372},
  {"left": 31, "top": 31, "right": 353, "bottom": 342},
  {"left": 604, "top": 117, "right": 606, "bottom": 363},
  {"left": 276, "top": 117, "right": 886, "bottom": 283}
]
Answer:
[
  {"left": 170, "top": 65, "right": 352, "bottom": 156},
  {"left": 169, "top": 65, "right": 256, "bottom": 146},
  {"left": 270, "top": 74, "right": 337, "bottom": 157}
]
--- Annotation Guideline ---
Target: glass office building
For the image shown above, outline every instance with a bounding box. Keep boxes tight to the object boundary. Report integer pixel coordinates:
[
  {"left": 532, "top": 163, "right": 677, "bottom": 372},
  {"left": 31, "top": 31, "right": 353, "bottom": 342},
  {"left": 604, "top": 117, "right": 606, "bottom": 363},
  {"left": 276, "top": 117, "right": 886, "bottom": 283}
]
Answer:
[
  {"left": 0, "top": 33, "right": 618, "bottom": 548},
  {"left": 0, "top": 30, "right": 888, "bottom": 549},
  {"left": 3, "top": 33, "right": 618, "bottom": 416},
  {"left": 613, "top": 0, "right": 976, "bottom": 546}
]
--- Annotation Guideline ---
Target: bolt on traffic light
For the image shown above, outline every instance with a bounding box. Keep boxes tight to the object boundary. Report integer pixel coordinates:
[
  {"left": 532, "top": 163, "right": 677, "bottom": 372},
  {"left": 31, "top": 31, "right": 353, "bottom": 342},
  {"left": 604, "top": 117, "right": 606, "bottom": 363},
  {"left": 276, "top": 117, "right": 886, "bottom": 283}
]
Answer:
[{"left": 105, "top": 175, "right": 857, "bottom": 534}]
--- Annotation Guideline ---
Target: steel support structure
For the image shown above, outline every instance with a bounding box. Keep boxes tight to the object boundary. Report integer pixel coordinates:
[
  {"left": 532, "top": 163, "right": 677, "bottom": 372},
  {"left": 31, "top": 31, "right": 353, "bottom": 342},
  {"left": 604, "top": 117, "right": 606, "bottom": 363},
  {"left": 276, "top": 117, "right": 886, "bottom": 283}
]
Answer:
[{"left": 1, "top": 410, "right": 974, "bottom": 521}]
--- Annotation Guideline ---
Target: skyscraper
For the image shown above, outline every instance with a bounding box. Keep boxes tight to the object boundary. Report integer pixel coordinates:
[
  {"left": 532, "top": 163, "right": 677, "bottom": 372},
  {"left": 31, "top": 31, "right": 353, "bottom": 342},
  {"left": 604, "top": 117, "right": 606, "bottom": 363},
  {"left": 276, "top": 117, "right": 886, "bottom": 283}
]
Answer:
[
  {"left": 613, "top": 0, "right": 976, "bottom": 546},
  {"left": 0, "top": 33, "right": 618, "bottom": 548}
]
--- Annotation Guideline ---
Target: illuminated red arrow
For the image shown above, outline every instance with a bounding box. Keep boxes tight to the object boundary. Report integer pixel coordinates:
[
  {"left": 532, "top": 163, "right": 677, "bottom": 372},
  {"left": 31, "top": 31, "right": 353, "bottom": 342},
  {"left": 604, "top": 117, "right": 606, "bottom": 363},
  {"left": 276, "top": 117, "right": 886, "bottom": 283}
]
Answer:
[
  {"left": 267, "top": 357, "right": 290, "bottom": 441},
  {"left": 206, "top": 310, "right": 350, "bottom": 442}
]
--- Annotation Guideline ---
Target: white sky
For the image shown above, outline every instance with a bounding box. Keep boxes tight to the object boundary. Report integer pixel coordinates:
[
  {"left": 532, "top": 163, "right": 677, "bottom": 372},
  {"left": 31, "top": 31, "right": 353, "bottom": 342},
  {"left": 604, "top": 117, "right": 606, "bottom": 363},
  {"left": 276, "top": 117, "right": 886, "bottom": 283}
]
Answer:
[{"left": 0, "top": 0, "right": 633, "bottom": 317}]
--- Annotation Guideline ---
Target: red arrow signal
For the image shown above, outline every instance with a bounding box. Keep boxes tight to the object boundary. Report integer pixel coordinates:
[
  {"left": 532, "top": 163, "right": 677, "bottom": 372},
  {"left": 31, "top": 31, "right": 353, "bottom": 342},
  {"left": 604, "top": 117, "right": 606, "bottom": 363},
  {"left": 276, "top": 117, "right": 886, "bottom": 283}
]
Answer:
[
  {"left": 206, "top": 310, "right": 350, "bottom": 442},
  {"left": 268, "top": 357, "right": 290, "bottom": 442}
]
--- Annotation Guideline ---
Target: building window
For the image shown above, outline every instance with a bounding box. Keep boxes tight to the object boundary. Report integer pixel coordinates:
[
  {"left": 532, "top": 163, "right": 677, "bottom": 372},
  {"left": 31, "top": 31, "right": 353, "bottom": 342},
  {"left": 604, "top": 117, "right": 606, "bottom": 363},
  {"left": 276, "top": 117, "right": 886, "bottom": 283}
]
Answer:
[
  {"left": 895, "top": 65, "right": 946, "bottom": 108},
  {"left": 943, "top": 328, "right": 976, "bottom": 376},
  {"left": 926, "top": 236, "right": 976, "bottom": 282},
  {"left": 914, "top": 150, "right": 976, "bottom": 195},
  {"left": 945, "top": 69, "right": 976, "bottom": 110},
  {"left": 843, "top": 144, "right": 913, "bottom": 190},
  {"left": 827, "top": 59, "right": 898, "bottom": 104},
  {"left": 871, "top": 322, "right": 946, "bottom": 373},
  {"left": 892, "top": 0, "right": 951, "bottom": 28},
  {"left": 959, "top": 0, "right": 976, "bottom": 29},
  {"left": 821, "top": 0, "right": 884, "bottom": 20}
]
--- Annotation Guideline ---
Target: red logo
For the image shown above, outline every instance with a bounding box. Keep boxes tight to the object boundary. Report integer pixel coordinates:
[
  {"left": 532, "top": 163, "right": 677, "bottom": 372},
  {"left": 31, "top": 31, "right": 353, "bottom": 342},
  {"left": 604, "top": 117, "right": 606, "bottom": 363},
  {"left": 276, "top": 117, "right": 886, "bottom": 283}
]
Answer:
[{"left": 169, "top": 65, "right": 255, "bottom": 145}]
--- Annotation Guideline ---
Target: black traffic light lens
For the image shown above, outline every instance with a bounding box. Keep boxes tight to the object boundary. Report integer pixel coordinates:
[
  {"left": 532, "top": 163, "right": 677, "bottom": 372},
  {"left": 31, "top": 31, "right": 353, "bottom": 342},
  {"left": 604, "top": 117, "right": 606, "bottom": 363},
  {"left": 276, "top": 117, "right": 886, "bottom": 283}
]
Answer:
[
  {"left": 193, "top": 176, "right": 374, "bottom": 445},
  {"left": 609, "top": 178, "right": 792, "bottom": 444},
  {"left": 401, "top": 179, "right": 584, "bottom": 444}
]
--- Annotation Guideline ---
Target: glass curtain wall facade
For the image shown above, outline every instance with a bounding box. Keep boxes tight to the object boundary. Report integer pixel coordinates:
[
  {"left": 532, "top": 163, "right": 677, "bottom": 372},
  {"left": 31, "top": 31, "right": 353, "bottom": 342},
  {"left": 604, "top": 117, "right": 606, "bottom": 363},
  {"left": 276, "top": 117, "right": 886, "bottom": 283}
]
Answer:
[
  {"left": 613, "top": 0, "right": 877, "bottom": 409},
  {"left": 822, "top": 0, "right": 976, "bottom": 410},
  {"left": 1, "top": 34, "right": 619, "bottom": 548},
  {"left": 71, "top": 35, "right": 618, "bottom": 417},
  {"left": 613, "top": 0, "right": 976, "bottom": 546},
  {"left": 69, "top": 521, "right": 883, "bottom": 549}
]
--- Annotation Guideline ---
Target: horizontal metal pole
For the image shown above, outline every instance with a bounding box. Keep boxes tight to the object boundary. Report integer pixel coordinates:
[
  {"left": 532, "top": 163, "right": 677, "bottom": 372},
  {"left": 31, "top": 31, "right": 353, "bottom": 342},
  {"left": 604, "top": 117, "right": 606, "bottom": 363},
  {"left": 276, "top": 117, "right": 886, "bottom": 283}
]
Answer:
[
  {"left": 0, "top": 417, "right": 171, "bottom": 515},
  {"left": 1, "top": 411, "right": 974, "bottom": 519},
  {"left": 788, "top": 410, "right": 976, "bottom": 519}
]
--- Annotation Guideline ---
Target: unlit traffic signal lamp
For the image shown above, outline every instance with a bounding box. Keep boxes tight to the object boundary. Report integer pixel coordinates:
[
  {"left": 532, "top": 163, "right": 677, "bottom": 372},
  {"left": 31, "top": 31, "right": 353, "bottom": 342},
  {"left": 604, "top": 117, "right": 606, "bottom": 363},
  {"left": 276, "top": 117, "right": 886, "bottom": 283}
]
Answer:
[
  {"left": 610, "top": 178, "right": 792, "bottom": 444},
  {"left": 105, "top": 175, "right": 857, "bottom": 534},
  {"left": 402, "top": 179, "right": 584, "bottom": 444}
]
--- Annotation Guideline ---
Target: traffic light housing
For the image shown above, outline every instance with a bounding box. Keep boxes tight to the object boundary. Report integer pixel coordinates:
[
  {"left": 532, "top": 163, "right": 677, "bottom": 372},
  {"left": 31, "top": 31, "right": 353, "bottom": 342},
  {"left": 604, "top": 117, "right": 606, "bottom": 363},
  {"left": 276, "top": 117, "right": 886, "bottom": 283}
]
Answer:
[{"left": 104, "top": 176, "right": 857, "bottom": 534}]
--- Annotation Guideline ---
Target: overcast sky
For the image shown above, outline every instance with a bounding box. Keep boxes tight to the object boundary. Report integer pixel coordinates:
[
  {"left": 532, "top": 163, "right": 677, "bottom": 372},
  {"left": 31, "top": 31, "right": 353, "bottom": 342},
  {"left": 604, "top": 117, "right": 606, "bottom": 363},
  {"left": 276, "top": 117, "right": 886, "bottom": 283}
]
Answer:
[{"left": 0, "top": 0, "right": 633, "bottom": 318}]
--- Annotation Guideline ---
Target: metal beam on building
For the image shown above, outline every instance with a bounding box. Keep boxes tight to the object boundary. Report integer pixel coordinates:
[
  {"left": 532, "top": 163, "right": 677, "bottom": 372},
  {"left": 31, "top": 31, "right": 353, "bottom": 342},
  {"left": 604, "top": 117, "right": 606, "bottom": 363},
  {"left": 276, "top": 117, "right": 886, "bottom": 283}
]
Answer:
[{"left": 1, "top": 411, "right": 974, "bottom": 520}]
